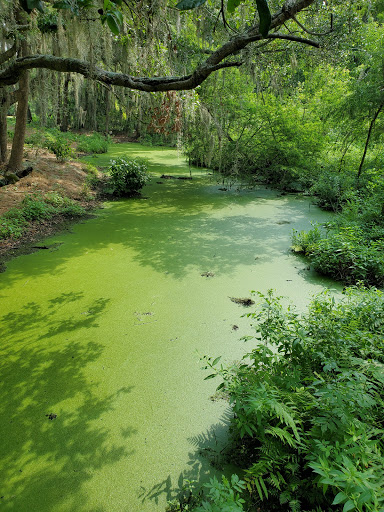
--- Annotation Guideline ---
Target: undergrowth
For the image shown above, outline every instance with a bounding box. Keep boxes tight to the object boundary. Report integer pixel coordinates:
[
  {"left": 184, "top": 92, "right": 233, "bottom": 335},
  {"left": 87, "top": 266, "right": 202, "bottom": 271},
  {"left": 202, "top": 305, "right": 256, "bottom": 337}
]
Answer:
[
  {"left": 194, "top": 287, "right": 384, "bottom": 512},
  {"left": 0, "top": 193, "right": 86, "bottom": 239},
  {"left": 292, "top": 173, "right": 384, "bottom": 286}
]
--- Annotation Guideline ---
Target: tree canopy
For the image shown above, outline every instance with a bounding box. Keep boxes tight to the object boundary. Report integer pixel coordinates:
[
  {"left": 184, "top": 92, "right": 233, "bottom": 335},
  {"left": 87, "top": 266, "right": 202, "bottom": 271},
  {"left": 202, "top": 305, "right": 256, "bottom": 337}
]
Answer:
[{"left": 0, "top": 0, "right": 320, "bottom": 91}]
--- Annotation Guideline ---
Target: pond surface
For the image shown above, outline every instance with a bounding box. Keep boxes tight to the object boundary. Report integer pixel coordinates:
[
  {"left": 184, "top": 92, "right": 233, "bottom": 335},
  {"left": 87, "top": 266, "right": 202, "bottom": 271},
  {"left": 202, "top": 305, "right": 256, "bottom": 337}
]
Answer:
[{"left": 0, "top": 145, "right": 338, "bottom": 512}]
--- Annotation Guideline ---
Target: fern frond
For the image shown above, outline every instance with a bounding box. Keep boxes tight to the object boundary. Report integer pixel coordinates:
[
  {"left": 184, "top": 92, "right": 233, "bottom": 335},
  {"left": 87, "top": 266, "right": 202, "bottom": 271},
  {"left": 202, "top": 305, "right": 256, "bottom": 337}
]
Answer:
[{"left": 265, "top": 426, "right": 299, "bottom": 448}]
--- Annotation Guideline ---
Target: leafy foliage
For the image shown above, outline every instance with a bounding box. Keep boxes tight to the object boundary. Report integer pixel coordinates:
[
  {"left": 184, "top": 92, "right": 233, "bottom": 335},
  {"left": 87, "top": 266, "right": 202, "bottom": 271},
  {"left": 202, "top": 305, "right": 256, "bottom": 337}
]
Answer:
[
  {"left": 106, "top": 157, "right": 149, "bottom": 197},
  {"left": 292, "top": 173, "right": 384, "bottom": 286},
  {"left": 203, "top": 288, "right": 384, "bottom": 511},
  {"left": 0, "top": 193, "right": 85, "bottom": 239},
  {"left": 46, "top": 137, "right": 73, "bottom": 162}
]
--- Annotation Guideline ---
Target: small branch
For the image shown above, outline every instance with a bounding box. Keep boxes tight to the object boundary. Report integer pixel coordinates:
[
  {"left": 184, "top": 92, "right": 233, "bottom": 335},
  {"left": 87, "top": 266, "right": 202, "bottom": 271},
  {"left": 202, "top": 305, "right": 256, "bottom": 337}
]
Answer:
[
  {"left": 266, "top": 33, "right": 319, "bottom": 47},
  {"left": 0, "top": 43, "right": 17, "bottom": 66},
  {"left": 291, "top": 14, "right": 333, "bottom": 36},
  {"left": 358, "top": 102, "right": 384, "bottom": 179}
]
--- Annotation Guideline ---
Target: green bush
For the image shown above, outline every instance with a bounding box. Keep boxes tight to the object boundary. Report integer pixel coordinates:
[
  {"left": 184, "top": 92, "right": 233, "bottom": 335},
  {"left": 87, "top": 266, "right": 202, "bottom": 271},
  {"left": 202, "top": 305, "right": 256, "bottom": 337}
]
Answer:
[
  {"left": 76, "top": 133, "right": 109, "bottom": 154},
  {"left": 193, "top": 475, "right": 245, "bottom": 512},
  {"left": 310, "top": 229, "right": 384, "bottom": 285},
  {"left": 203, "top": 288, "right": 384, "bottom": 512},
  {"left": 46, "top": 137, "right": 72, "bottom": 161},
  {"left": 310, "top": 171, "right": 355, "bottom": 212},
  {"left": 106, "top": 157, "right": 149, "bottom": 197}
]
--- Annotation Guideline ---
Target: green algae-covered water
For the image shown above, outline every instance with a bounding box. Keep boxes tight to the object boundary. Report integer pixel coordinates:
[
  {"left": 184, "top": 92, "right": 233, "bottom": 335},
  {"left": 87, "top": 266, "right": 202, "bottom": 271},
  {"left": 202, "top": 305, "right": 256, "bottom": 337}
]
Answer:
[{"left": 0, "top": 145, "right": 338, "bottom": 512}]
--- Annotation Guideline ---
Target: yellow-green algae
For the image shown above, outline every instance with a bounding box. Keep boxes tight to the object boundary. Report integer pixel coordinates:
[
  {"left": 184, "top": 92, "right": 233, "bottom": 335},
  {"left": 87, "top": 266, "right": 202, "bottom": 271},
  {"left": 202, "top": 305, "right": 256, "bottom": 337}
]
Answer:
[{"left": 0, "top": 145, "right": 338, "bottom": 511}]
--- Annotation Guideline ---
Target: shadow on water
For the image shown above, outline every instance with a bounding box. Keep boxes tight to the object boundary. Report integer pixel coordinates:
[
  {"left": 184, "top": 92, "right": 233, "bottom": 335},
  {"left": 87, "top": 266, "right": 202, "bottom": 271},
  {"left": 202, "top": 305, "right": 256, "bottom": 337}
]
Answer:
[
  {"left": 0, "top": 177, "right": 319, "bottom": 283},
  {"left": 138, "top": 410, "right": 234, "bottom": 508},
  {"left": 0, "top": 291, "right": 136, "bottom": 511}
]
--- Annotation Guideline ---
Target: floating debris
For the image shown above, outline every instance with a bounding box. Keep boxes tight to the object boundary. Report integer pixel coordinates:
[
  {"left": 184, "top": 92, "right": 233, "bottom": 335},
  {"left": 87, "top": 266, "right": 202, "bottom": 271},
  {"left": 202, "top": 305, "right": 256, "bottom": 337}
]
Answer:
[
  {"left": 230, "top": 297, "right": 255, "bottom": 307},
  {"left": 201, "top": 271, "right": 215, "bottom": 278},
  {"left": 46, "top": 413, "right": 57, "bottom": 420}
]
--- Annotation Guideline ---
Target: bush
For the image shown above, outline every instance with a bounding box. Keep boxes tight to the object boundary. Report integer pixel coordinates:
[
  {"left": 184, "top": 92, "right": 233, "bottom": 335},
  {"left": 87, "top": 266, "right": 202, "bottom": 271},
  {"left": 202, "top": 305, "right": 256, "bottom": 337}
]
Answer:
[
  {"left": 46, "top": 137, "right": 72, "bottom": 161},
  {"left": 310, "top": 171, "right": 355, "bottom": 212},
  {"left": 203, "top": 288, "right": 384, "bottom": 512},
  {"left": 106, "top": 157, "right": 149, "bottom": 197},
  {"left": 76, "top": 133, "right": 109, "bottom": 154}
]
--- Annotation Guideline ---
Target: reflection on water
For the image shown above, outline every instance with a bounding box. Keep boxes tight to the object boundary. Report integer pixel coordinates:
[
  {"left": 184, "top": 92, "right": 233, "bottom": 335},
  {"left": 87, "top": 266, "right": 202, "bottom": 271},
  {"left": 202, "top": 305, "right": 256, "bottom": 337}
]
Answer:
[{"left": 0, "top": 145, "right": 339, "bottom": 512}]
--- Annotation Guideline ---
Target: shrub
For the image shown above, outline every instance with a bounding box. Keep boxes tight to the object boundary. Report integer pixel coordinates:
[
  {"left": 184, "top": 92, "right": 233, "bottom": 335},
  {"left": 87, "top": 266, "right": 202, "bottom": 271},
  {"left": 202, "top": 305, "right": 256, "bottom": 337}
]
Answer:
[
  {"left": 203, "top": 288, "right": 384, "bottom": 512},
  {"left": 46, "top": 137, "right": 72, "bottom": 162},
  {"left": 76, "top": 133, "right": 109, "bottom": 154},
  {"left": 291, "top": 224, "right": 322, "bottom": 254},
  {"left": 106, "top": 157, "right": 149, "bottom": 197},
  {"left": 310, "top": 171, "right": 355, "bottom": 212}
]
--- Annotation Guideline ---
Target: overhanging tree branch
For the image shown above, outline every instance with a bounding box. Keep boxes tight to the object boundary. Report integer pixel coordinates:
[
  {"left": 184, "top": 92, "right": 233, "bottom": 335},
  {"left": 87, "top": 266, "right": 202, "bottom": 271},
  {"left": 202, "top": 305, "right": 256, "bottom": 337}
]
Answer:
[
  {"left": 0, "top": 43, "right": 17, "bottom": 66},
  {"left": 0, "top": 0, "right": 317, "bottom": 91}
]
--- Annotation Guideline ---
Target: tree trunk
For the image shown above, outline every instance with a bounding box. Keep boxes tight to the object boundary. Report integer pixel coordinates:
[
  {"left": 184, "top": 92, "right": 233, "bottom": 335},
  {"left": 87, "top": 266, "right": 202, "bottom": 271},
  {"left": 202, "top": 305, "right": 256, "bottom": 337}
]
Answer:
[
  {"left": 358, "top": 102, "right": 384, "bottom": 179},
  {"left": 6, "top": 69, "right": 29, "bottom": 171},
  {"left": 60, "top": 74, "right": 70, "bottom": 132},
  {"left": 0, "top": 89, "right": 10, "bottom": 164},
  {"left": 6, "top": 8, "right": 29, "bottom": 172},
  {"left": 105, "top": 88, "right": 110, "bottom": 135}
]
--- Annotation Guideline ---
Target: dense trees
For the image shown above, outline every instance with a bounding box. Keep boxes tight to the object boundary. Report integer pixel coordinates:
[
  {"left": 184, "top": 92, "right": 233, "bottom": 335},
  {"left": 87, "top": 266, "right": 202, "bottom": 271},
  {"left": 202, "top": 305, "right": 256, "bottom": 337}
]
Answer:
[{"left": 1, "top": 0, "right": 325, "bottom": 170}]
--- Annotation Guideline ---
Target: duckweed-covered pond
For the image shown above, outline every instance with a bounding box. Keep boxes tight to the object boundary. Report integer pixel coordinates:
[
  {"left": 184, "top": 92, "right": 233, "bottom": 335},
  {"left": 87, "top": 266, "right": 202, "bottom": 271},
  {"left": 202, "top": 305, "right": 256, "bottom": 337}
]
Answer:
[{"left": 0, "top": 144, "right": 338, "bottom": 511}]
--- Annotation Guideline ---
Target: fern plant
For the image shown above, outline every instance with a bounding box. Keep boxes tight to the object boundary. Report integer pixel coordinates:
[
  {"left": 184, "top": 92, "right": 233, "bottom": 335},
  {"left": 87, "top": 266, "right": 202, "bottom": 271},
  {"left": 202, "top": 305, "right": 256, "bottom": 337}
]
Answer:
[{"left": 203, "top": 288, "right": 384, "bottom": 512}]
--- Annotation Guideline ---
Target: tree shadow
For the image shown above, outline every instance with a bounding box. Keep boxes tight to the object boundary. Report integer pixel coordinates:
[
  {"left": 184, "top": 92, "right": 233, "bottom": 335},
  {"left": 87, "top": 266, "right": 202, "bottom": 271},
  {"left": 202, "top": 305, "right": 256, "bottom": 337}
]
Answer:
[
  {"left": 0, "top": 178, "right": 325, "bottom": 284},
  {"left": 138, "top": 409, "right": 235, "bottom": 507},
  {"left": 0, "top": 291, "right": 136, "bottom": 511}
]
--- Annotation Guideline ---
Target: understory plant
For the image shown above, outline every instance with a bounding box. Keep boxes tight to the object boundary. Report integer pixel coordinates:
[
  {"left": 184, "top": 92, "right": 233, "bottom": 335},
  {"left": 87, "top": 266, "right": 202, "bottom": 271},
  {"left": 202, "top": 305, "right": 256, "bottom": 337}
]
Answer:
[
  {"left": 292, "top": 175, "right": 384, "bottom": 286},
  {"left": 106, "top": 157, "right": 149, "bottom": 197},
  {"left": 202, "top": 288, "right": 384, "bottom": 512},
  {"left": 0, "top": 193, "right": 85, "bottom": 239}
]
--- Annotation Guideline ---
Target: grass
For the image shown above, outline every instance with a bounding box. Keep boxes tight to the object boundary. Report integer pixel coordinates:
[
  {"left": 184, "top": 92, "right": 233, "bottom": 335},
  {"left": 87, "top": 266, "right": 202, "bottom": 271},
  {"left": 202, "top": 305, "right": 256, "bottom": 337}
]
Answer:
[{"left": 0, "top": 193, "right": 86, "bottom": 239}]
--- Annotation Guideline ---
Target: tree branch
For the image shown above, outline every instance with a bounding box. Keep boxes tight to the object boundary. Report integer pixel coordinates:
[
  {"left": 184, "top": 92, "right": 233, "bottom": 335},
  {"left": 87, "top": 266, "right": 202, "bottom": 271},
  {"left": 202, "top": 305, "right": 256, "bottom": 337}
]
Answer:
[
  {"left": 291, "top": 14, "right": 333, "bottom": 36},
  {"left": 0, "top": 0, "right": 317, "bottom": 91},
  {"left": 0, "top": 43, "right": 17, "bottom": 66}
]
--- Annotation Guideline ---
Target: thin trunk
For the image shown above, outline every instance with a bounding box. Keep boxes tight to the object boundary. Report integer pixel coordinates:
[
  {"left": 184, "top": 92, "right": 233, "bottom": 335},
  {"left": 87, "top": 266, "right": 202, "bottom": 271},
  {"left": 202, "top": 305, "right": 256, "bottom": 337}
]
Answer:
[
  {"left": 0, "top": 89, "right": 10, "bottom": 164},
  {"left": 105, "top": 88, "right": 110, "bottom": 135},
  {"left": 358, "top": 102, "right": 384, "bottom": 179},
  {"left": 60, "top": 74, "right": 70, "bottom": 132}
]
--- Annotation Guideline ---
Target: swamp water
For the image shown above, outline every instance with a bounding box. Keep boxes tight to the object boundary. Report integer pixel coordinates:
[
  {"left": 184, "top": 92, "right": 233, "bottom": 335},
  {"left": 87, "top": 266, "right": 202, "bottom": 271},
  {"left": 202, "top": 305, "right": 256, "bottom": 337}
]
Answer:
[{"left": 0, "top": 145, "right": 338, "bottom": 511}]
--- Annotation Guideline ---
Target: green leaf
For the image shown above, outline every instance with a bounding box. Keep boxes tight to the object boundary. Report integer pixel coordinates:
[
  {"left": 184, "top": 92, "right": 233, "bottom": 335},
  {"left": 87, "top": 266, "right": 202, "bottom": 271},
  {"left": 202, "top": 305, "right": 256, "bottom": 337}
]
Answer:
[
  {"left": 176, "top": 0, "right": 207, "bottom": 10},
  {"left": 204, "top": 373, "right": 216, "bottom": 380},
  {"left": 343, "top": 500, "right": 355, "bottom": 512},
  {"left": 216, "top": 382, "right": 225, "bottom": 390},
  {"left": 333, "top": 492, "right": 348, "bottom": 505},
  {"left": 256, "top": 0, "right": 271, "bottom": 38},
  {"left": 21, "top": 0, "right": 45, "bottom": 12},
  {"left": 227, "top": 0, "right": 241, "bottom": 13},
  {"left": 259, "top": 476, "right": 268, "bottom": 499},
  {"left": 106, "top": 13, "right": 120, "bottom": 34},
  {"left": 212, "top": 356, "right": 221, "bottom": 365}
]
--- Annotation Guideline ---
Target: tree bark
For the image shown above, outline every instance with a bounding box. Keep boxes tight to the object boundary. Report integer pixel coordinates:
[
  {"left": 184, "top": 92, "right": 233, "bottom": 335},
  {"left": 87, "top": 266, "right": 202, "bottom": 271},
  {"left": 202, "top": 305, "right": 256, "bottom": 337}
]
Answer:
[
  {"left": 6, "top": 8, "right": 30, "bottom": 172},
  {"left": 60, "top": 74, "right": 70, "bottom": 132},
  {"left": 357, "top": 102, "right": 384, "bottom": 179},
  {"left": 7, "top": 70, "right": 29, "bottom": 171},
  {"left": 0, "top": 89, "right": 10, "bottom": 164}
]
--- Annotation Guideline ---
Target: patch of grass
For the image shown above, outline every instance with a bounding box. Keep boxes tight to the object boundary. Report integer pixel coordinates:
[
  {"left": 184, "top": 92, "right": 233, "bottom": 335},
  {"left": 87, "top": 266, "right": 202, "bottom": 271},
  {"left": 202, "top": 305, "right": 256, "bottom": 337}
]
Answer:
[{"left": 0, "top": 193, "right": 86, "bottom": 240}]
